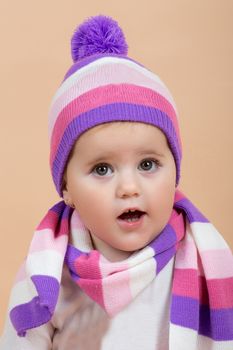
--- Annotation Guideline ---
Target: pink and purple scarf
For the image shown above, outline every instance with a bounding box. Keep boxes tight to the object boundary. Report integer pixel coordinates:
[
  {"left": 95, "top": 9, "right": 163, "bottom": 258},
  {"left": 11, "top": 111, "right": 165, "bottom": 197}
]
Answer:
[{"left": 9, "top": 190, "right": 233, "bottom": 347}]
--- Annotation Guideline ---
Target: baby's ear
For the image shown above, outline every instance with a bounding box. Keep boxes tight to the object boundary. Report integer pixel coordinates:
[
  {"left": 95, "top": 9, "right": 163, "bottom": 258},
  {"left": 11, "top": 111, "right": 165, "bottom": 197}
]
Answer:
[
  {"left": 62, "top": 189, "right": 71, "bottom": 202},
  {"left": 62, "top": 189, "right": 75, "bottom": 209}
]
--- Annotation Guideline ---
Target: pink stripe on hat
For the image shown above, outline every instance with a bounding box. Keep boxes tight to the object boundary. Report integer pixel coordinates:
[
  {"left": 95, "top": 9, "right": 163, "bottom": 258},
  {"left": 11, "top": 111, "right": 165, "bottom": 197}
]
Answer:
[
  {"left": 50, "top": 84, "right": 180, "bottom": 167},
  {"left": 48, "top": 59, "right": 177, "bottom": 137},
  {"left": 48, "top": 15, "right": 182, "bottom": 196}
]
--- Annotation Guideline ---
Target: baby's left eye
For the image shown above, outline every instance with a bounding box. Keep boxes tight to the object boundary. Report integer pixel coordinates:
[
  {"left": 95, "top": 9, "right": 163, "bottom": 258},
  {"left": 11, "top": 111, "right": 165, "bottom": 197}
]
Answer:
[
  {"left": 92, "top": 163, "right": 113, "bottom": 177},
  {"left": 138, "top": 159, "right": 159, "bottom": 172}
]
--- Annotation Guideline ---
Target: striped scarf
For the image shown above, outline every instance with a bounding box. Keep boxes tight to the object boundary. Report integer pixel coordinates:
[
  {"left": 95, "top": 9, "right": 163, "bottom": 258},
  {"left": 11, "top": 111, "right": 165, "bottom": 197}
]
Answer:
[{"left": 9, "top": 190, "right": 233, "bottom": 348}]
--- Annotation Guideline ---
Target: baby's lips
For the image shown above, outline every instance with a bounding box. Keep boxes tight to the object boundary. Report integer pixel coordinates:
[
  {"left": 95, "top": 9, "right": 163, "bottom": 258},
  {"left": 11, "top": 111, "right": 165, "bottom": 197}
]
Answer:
[{"left": 117, "top": 209, "right": 146, "bottom": 220}]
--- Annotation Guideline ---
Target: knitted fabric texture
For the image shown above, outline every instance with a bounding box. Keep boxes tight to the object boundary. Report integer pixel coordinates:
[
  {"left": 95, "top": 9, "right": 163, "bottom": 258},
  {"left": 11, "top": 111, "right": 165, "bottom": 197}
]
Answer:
[
  {"left": 8, "top": 16, "right": 233, "bottom": 348},
  {"left": 9, "top": 190, "right": 233, "bottom": 347},
  {"left": 48, "top": 15, "right": 181, "bottom": 196}
]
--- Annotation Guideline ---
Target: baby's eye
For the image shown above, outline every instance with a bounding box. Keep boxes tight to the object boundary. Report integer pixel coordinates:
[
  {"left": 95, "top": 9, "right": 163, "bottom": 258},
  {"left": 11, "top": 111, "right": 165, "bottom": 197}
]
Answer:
[
  {"left": 138, "top": 159, "right": 159, "bottom": 172},
  {"left": 92, "top": 163, "right": 113, "bottom": 176}
]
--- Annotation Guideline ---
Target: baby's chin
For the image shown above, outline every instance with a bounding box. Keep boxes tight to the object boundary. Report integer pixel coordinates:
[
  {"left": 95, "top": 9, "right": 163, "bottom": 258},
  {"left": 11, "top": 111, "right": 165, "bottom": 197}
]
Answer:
[
  {"left": 120, "top": 233, "right": 161, "bottom": 251},
  {"left": 99, "top": 242, "right": 146, "bottom": 262},
  {"left": 102, "top": 250, "right": 132, "bottom": 262}
]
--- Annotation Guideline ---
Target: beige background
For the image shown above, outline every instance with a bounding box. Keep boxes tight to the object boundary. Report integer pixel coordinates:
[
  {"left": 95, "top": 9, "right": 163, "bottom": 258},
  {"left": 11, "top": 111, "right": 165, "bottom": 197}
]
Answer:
[{"left": 0, "top": 0, "right": 232, "bottom": 333}]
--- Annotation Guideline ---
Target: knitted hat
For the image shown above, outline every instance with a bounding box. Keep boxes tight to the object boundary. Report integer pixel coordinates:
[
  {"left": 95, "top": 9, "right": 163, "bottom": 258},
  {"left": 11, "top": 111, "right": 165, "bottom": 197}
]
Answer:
[{"left": 49, "top": 15, "right": 182, "bottom": 197}]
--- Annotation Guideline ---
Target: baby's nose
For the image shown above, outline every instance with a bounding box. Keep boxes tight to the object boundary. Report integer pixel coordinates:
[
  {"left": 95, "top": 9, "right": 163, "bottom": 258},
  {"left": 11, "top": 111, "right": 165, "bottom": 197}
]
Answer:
[{"left": 116, "top": 173, "right": 140, "bottom": 198}]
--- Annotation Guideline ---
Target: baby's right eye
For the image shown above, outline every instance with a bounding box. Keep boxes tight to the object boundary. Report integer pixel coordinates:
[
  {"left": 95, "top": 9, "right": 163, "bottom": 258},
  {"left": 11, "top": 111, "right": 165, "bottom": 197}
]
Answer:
[{"left": 92, "top": 163, "right": 113, "bottom": 177}]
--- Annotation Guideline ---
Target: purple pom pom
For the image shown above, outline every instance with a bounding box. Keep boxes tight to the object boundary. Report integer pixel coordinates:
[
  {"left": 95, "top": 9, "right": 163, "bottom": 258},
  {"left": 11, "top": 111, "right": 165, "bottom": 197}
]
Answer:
[{"left": 71, "top": 15, "right": 128, "bottom": 62}]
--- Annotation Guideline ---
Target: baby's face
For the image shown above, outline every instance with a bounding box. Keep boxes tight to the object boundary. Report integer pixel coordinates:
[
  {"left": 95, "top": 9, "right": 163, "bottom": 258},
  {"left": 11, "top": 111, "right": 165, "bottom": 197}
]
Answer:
[{"left": 63, "top": 122, "right": 176, "bottom": 261}]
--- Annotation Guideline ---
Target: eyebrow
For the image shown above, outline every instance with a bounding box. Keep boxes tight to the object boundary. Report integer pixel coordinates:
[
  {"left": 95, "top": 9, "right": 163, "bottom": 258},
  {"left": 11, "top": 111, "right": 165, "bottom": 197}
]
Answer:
[
  {"left": 138, "top": 150, "right": 164, "bottom": 157},
  {"left": 85, "top": 149, "right": 165, "bottom": 166}
]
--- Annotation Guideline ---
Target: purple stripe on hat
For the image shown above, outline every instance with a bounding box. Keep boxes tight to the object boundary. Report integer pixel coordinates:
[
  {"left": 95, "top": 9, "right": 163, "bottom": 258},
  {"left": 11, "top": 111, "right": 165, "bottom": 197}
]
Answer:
[
  {"left": 174, "top": 198, "right": 209, "bottom": 223},
  {"left": 63, "top": 53, "right": 144, "bottom": 81},
  {"left": 171, "top": 295, "right": 233, "bottom": 340},
  {"left": 52, "top": 103, "right": 181, "bottom": 196},
  {"left": 10, "top": 276, "right": 59, "bottom": 337}
]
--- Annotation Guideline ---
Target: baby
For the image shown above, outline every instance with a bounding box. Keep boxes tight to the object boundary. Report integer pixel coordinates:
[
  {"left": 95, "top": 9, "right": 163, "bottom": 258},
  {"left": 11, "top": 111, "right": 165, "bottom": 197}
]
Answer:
[{"left": 0, "top": 15, "right": 232, "bottom": 350}]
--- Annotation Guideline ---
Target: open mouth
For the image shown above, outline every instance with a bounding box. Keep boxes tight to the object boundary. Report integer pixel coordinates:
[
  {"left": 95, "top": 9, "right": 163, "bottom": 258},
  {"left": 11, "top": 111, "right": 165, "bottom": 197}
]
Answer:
[{"left": 118, "top": 209, "right": 146, "bottom": 222}]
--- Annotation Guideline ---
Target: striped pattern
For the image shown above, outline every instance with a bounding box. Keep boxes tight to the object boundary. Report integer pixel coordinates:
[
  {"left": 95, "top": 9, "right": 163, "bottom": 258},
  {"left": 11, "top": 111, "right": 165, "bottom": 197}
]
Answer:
[
  {"left": 8, "top": 190, "right": 233, "bottom": 347},
  {"left": 48, "top": 55, "right": 182, "bottom": 195},
  {"left": 172, "top": 197, "right": 233, "bottom": 342}
]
